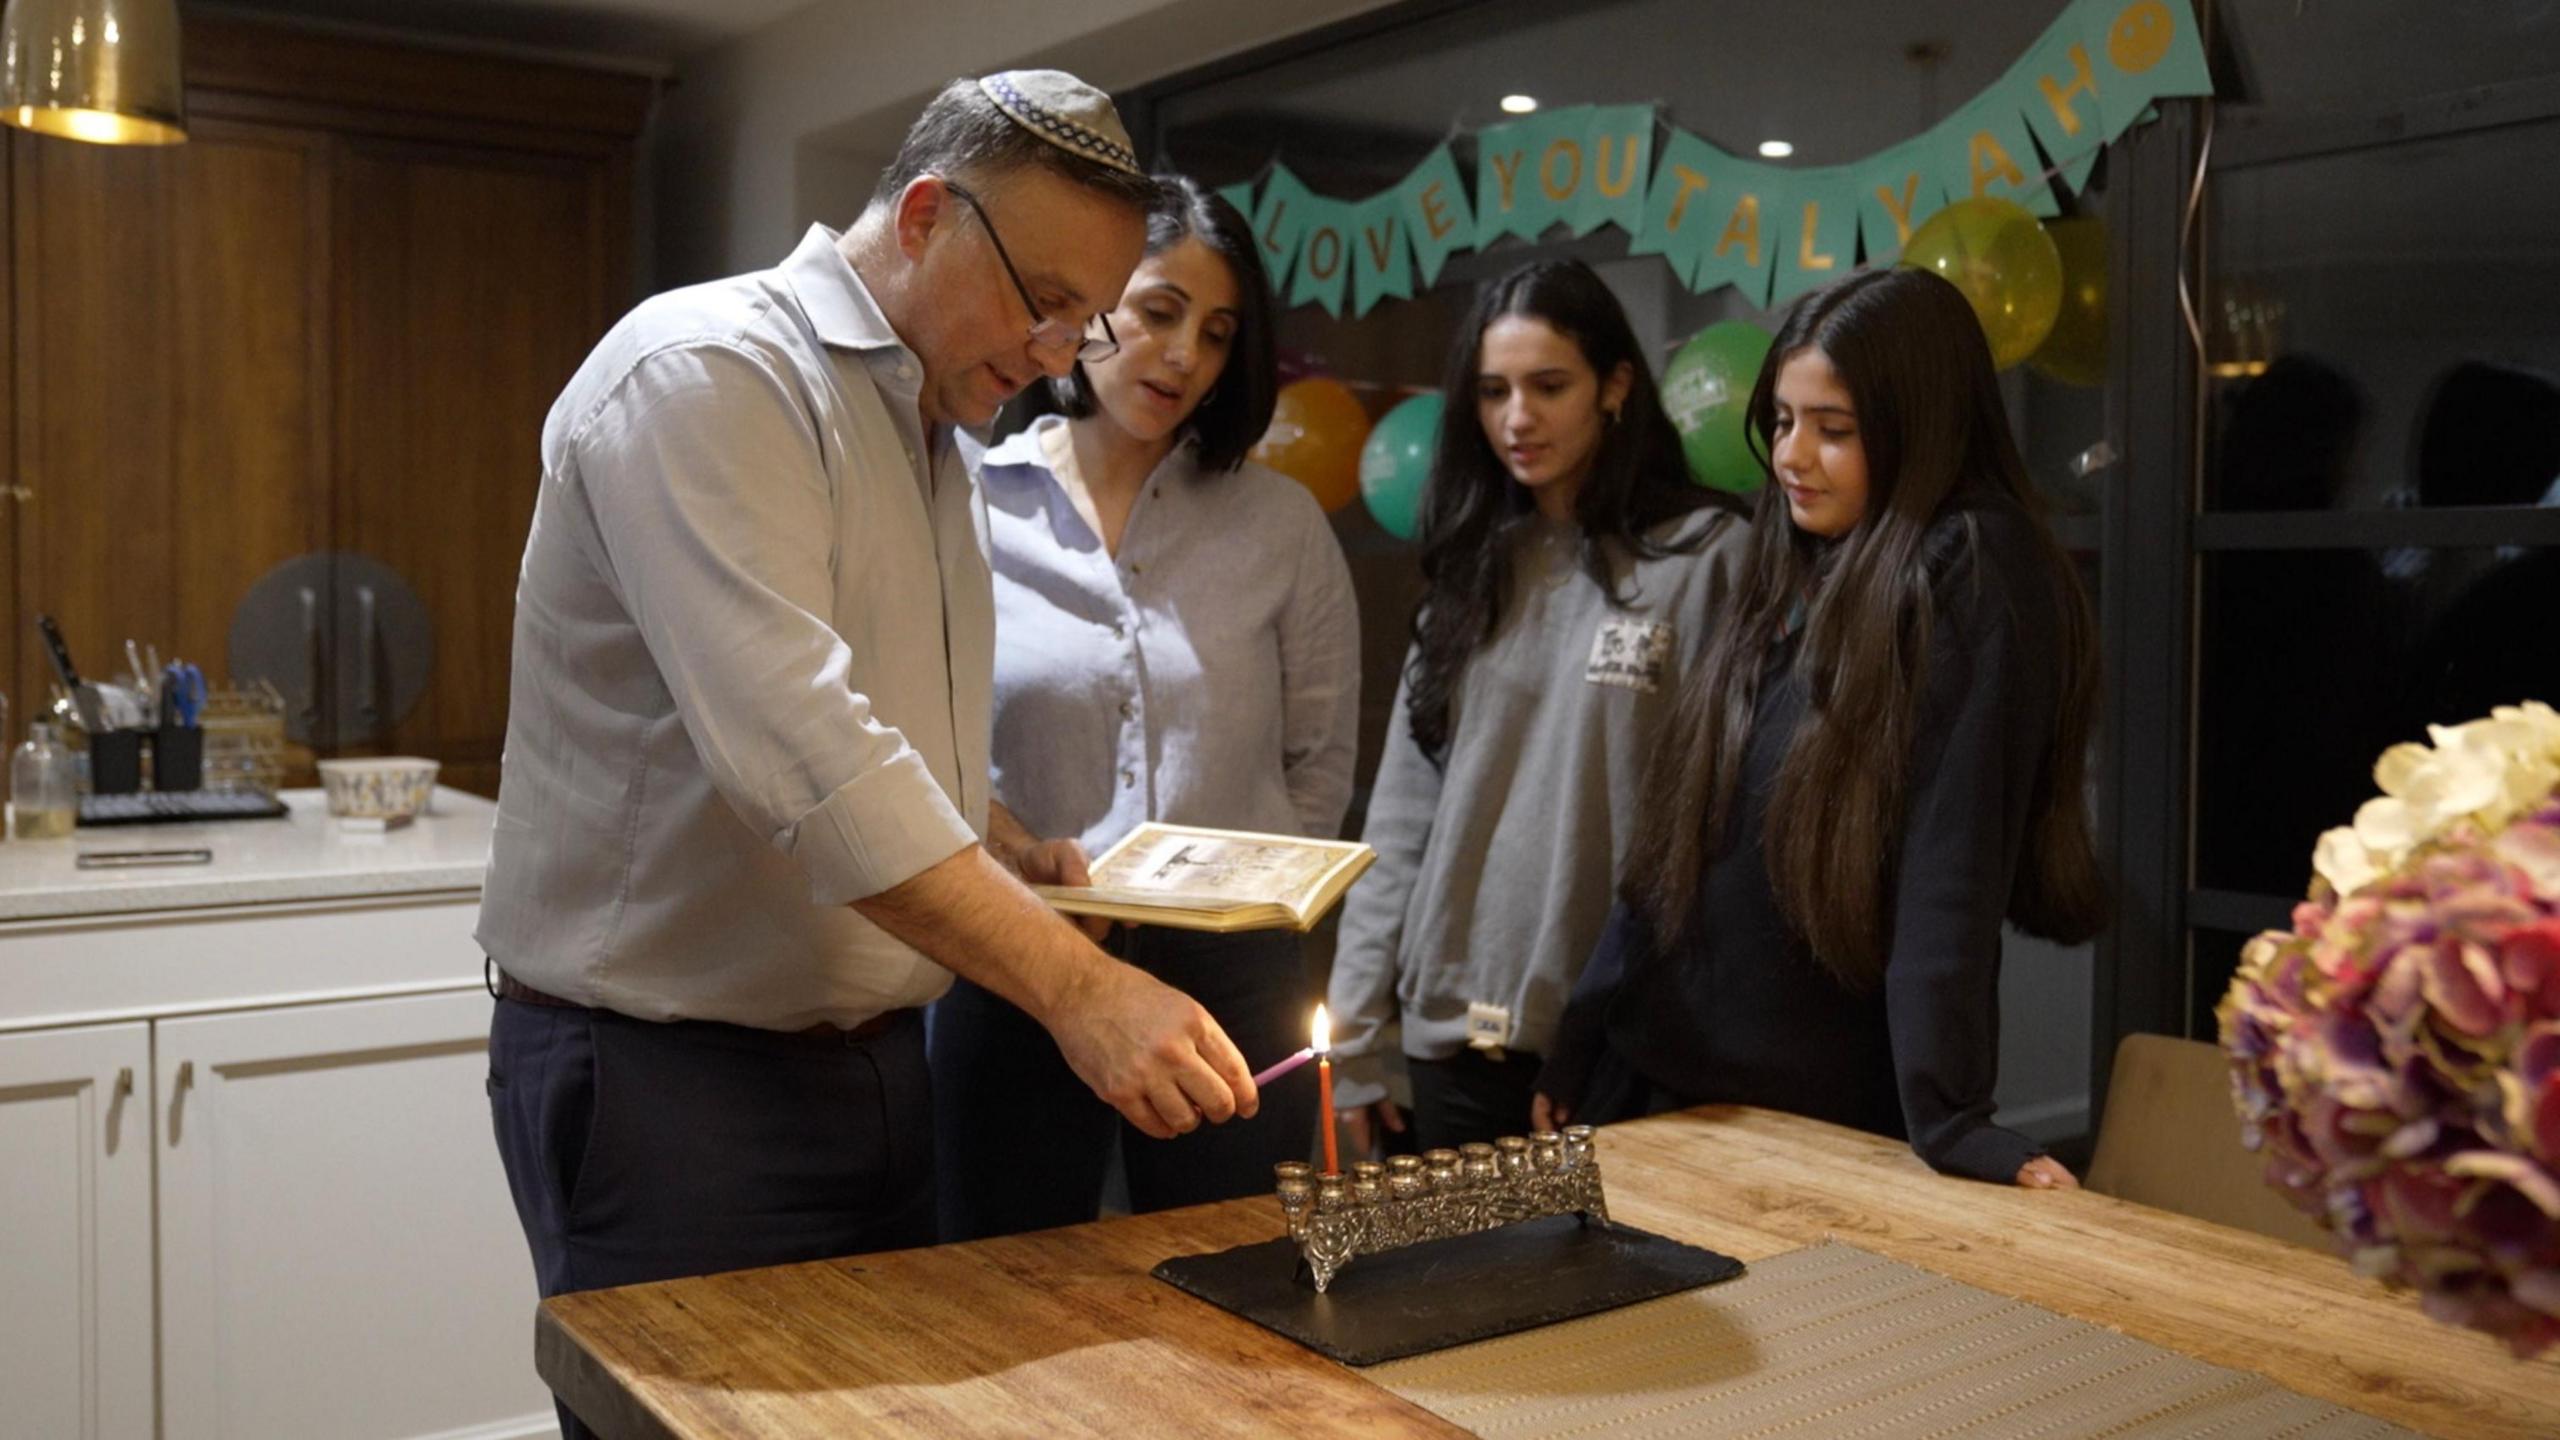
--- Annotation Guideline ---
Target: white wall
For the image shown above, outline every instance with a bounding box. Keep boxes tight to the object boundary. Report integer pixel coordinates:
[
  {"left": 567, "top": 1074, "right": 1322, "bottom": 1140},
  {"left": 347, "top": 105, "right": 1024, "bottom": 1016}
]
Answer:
[{"left": 655, "top": 0, "right": 1398, "bottom": 285}]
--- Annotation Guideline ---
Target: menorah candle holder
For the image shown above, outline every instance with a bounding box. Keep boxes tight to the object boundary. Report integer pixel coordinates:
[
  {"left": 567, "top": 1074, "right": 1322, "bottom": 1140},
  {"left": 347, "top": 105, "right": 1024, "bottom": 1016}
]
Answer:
[{"left": 1272, "top": 1126, "right": 1611, "bottom": 1293}]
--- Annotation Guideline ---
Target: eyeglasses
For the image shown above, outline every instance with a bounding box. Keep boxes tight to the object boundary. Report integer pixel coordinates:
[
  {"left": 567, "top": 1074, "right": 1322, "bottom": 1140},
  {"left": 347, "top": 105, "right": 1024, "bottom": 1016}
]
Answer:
[{"left": 940, "top": 178, "right": 1120, "bottom": 365}]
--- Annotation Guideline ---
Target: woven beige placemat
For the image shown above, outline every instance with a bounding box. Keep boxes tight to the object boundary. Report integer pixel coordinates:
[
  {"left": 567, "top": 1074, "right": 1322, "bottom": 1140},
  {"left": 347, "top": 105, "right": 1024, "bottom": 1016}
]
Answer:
[{"left": 1368, "top": 1240, "right": 2418, "bottom": 1439}]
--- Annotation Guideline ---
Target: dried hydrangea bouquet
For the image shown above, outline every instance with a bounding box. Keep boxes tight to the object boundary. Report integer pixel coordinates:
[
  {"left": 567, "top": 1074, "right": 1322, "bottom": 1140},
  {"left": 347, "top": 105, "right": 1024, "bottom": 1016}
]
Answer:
[{"left": 2220, "top": 702, "right": 2560, "bottom": 1357}]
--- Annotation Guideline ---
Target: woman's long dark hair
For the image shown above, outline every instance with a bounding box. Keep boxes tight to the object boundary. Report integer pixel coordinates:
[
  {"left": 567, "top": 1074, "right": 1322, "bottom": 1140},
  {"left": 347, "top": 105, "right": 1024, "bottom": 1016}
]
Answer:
[
  {"left": 1625, "top": 267, "right": 2103, "bottom": 986},
  {"left": 1406, "top": 259, "right": 1733, "bottom": 757}
]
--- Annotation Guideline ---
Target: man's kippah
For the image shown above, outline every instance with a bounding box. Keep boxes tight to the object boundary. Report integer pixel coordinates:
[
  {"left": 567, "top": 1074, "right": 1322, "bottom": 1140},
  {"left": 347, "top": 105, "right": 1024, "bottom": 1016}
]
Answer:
[{"left": 977, "top": 70, "right": 1142, "bottom": 177}]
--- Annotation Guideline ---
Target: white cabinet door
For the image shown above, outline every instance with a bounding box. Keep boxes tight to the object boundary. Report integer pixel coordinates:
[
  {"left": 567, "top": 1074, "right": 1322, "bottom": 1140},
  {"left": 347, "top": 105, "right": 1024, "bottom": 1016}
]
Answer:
[
  {"left": 156, "top": 990, "right": 556, "bottom": 1440},
  {"left": 0, "top": 1022, "right": 155, "bottom": 1440}
]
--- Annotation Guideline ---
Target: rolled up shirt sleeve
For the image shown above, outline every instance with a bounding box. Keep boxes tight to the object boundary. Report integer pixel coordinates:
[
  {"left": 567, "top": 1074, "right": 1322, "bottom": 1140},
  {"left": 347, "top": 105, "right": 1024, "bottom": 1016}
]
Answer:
[{"left": 571, "top": 341, "right": 978, "bottom": 906}]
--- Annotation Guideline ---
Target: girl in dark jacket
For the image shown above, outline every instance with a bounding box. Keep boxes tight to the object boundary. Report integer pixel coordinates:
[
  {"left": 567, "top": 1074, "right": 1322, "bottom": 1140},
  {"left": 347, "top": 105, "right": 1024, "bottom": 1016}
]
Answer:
[{"left": 1535, "top": 267, "right": 2104, "bottom": 1187}]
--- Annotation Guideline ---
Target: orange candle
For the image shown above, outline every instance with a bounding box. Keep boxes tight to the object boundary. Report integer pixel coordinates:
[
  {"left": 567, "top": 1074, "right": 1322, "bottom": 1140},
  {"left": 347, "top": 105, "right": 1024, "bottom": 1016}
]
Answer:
[{"left": 1318, "top": 1052, "right": 1338, "bottom": 1176}]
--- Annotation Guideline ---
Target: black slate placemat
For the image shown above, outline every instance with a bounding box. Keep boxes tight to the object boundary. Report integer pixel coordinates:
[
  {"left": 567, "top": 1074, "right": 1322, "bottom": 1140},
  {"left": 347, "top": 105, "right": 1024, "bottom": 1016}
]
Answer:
[{"left": 1151, "top": 1214, "right": 1745, "bottom": 1366}]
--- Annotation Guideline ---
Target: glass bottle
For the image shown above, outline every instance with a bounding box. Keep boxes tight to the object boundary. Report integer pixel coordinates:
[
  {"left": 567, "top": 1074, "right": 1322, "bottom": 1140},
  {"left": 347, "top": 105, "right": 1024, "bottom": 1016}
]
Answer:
[{"left": 12, "top": 720, "right": 78, "bottom": 840}]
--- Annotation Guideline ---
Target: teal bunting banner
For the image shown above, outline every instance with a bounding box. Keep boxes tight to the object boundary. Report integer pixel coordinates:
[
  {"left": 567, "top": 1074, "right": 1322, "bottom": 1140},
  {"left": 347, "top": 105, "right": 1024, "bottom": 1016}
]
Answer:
[
  {"left": 1218, "top": 0, "right": 2211, "bottom": 315},
  {"left": 1769, "top": 169, "right": 1861, "bottom": 308},
  {"left": 1249, "top": 164, "right": 1314, "bottom": 294},
  {"left": 1568, "top": 104, "right": 1655, "bottom": 238},
  {"left": 1473, "top": 105, "right": 1587, "bottom": 246},
  {"left": 1397, "top": 146, "right": 1476, "bottom": 287},
  {"left": 1349, "top": 189, "right": 1416, "bottom": 317},
  {"left": 1287, "top": 193, "right": 1356, "bottom": 317}
]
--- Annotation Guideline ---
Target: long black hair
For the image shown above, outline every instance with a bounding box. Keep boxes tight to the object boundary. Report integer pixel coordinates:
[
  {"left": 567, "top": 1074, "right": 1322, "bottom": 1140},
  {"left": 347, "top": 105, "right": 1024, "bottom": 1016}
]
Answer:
[
  {"left": 1625, "top": 266, "right": 2103, "bottom": 985},
  {"left": 1405, "top": 259, "right": 1731, "bottom": 757},
  {"left": 1040, "top": 173, "right": 1278, "bottom": 473}
]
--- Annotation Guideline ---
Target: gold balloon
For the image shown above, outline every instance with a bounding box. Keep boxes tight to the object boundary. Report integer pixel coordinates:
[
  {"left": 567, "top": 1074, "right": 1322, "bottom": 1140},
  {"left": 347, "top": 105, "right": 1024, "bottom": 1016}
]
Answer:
[
  {"left": 1252, "top": 378, "right": 1371, "bottom": 512},
  {"left": 2029, "top": 216, "right": 2109, "bottom": 388},
  {"left": 1897, "top": 197, "right": 2064, "bottom": 370}
]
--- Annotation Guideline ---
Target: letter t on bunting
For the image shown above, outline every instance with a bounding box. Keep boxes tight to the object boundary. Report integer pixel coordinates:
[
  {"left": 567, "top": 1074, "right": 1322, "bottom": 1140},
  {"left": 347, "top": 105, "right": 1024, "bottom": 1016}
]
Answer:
[{"left": 1628, "top": 125, "right": 1720, "bottom": 282}]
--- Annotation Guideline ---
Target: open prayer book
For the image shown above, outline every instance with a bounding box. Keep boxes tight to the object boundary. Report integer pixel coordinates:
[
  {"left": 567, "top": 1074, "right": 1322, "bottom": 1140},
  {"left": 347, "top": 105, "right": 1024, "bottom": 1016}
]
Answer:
[{"left": 1032, "top": 823, "right": 1376, "bottom": 933}]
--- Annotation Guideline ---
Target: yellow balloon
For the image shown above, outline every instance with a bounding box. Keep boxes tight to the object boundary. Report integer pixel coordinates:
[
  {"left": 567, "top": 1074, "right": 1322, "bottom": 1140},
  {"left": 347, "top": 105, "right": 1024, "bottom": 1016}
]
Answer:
[
  {"left": 1252, "top": 378, "right": 1371, "bottom": 512},
  {"left": 2029, "top": 216, "right": 2108, "bottom": 388},
  {"left": 1897, "top": 197, "right": 2063, "bottom": 370}
]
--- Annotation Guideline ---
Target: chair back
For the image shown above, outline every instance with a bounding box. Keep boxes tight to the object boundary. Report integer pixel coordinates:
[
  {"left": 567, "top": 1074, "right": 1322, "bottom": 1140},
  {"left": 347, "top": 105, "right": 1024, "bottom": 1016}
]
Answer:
[{"left": 2086, "top": 1033, "right": 2334, "bottom": 1251}]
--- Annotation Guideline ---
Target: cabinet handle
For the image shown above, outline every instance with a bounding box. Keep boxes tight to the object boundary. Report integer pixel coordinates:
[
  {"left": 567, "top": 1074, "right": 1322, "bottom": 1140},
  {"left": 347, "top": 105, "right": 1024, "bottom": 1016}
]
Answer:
[
  {"left": 298, "top": 586, "right": 322, "bottom": 738},
  {"left": 175, "top": 1060, "right": 193, "bottom": 1092},
  {"left": 356, "top": 583, "right": 380, "bottom": 732},
  {"left": 115, "top": 1066, "right": 133, "bottom": 1098}
]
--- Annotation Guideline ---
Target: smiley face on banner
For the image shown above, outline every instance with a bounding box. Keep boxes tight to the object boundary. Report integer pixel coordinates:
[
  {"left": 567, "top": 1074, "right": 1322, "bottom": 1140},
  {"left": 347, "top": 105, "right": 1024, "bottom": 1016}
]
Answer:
[{"left": 2108, "top": 0, "right": 2179, "bottom": 72}]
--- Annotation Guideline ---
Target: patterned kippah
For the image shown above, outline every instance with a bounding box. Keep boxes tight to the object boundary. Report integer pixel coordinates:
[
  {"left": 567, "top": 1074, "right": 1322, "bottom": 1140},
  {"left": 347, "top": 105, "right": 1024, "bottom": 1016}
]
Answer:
[{"left": 977, "top": 70, "right": 1142, "bottom": 177}]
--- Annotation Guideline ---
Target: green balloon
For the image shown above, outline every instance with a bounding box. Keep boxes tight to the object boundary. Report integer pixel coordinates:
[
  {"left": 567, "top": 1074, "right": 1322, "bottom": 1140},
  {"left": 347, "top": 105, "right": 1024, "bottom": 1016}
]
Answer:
[
  {"left": 1662, "top": 321, "right": 1774, "bottom": 493},
  {"left": 1358, "top": 392, "right": 1441, "bottom": 541}
]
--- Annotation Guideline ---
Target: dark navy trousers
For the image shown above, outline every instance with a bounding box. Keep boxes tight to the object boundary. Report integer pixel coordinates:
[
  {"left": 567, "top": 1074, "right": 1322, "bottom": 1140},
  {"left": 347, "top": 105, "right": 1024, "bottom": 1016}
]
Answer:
[
  {"left": 487, "top": 997, "right": 934, "bottom": 1437},
  {"left": 928, "top": 925, "right": 1318, "bottom": 1242}
]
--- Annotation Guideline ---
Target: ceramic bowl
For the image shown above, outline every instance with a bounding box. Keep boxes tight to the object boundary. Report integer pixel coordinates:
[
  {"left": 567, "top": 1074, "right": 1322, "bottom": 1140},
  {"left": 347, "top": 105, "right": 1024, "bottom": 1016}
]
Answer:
[{"left": 317, "top": 757, "right": 439, "bottom": 820}]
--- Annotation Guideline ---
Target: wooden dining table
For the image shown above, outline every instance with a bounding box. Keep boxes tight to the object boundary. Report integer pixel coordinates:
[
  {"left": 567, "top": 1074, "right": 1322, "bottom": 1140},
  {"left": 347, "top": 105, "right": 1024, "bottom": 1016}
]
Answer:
[{"left": 536, "top": 1106, "right": 2560, "bottom": 1439}]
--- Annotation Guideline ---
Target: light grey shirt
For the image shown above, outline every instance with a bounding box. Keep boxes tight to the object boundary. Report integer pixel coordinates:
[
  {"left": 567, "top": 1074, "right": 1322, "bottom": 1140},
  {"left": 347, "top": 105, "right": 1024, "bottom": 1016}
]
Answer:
[
  {"left": 476, "top": 225, "right": 992, "bottom": 1032},
  {"left": 981, "top": 414, "right": 1359, "bottom": 852},
  {"left": 1325, "top": 507, "right": 1747, "bottom": 1107}
]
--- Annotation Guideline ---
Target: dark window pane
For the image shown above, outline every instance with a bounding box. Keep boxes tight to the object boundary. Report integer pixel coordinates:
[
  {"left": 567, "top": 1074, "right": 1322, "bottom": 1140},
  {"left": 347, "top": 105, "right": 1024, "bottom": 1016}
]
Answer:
[
  {"left": 2194, "top": 545, "right": 2560, "bottom": 898},
  {"left": 2219, "top": 0, "right": 2560, "bottom": 112},
  {"left": 2205, "top": 122, "right": 2560, "bottom": 511},
  {"left": 2190, "top": 928, "right": 2263, "bottom": 1042}
]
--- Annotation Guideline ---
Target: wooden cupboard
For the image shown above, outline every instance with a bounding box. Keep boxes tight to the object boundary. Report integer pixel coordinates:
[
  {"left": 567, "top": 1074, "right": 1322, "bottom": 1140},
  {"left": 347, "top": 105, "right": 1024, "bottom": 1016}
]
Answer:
[{"left": 3, "top": 18, "right": 653, "bottom": 796}]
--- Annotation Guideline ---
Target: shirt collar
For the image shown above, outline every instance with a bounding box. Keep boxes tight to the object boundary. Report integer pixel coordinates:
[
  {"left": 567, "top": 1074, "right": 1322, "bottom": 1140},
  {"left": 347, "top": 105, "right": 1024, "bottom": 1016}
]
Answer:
[
  {"left": 977, "top": 412, "right": 1061, "bottom": 478},
  {"left": 781, "top": 224, "right": 904, "bottom": 355}
]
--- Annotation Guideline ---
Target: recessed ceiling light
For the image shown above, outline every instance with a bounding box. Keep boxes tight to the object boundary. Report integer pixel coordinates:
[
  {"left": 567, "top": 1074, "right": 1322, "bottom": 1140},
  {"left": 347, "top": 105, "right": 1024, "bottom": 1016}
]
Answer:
[
  {"left": 1500, "top": 94, "right": 1538, "bottom": 115},
  {"left": 1758, "top": 139, "right": 1795, "bottom": 159}
]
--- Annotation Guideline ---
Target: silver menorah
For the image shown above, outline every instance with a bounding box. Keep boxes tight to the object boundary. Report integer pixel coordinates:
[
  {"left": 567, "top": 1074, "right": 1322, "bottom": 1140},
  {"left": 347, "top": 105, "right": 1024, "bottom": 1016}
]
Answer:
[{"left": 1273, "top": 1126, "right": 1612, "bottom": 1293}]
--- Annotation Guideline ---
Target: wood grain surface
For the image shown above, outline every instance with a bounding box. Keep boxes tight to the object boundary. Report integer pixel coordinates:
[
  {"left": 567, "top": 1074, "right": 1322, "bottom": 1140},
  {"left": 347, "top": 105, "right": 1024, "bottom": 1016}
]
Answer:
[{"left": 539, "top": 1106, "right": 2560, "bottom": 1439}]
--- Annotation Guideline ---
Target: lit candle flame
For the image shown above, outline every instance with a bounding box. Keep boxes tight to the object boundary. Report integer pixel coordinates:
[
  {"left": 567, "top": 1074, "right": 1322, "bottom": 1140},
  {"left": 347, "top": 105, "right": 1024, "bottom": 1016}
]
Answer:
[{"left": 1311, "top": 1003, "right": 1331, "bottom": 1054}]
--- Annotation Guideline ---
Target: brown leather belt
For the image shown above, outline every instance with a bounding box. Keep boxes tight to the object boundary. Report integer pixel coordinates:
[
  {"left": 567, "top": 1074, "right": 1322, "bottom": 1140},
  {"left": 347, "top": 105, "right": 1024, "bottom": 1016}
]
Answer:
[{"left": 492, "top": 970, "right": 913, "bottom": 1044}]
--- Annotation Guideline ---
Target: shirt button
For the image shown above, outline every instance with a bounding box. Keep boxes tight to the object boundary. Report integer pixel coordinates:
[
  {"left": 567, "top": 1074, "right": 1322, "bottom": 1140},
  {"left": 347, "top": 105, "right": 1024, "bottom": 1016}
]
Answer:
[
  {"left": 1120, "top": 768, "right": 1136, "bottom": 788},
  {"left": 895, "top": 361, "right": 915, "bottom": 380},
  {"left": 1128, "top": 563, "right": 1143, "bottom": 577},
  {"left": 1110, "top": 621, "right": 1127, "bottom": 640},
  {"left": 1119, "top": 699, "right": 1136, "bottom": 721}
]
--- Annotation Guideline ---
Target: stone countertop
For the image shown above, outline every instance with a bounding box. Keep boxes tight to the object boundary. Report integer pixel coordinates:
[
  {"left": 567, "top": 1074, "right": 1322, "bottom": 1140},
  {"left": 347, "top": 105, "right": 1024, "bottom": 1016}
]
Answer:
[{"left": 0, "top": 787, "right": 495, "bottom": 922}]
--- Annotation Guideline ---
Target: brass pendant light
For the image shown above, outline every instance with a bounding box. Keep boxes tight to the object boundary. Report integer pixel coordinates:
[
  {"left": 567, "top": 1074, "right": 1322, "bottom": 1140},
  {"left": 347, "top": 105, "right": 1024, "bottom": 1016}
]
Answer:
[{"left": 0, "top": 0, "right": 187, "bottom": 145}]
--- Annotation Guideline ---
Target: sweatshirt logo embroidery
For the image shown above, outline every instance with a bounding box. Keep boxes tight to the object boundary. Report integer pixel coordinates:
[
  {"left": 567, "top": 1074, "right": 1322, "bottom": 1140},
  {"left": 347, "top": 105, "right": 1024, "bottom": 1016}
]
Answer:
[{"left": 1586, "top": 618, "right": 1673, "bottom": 693}]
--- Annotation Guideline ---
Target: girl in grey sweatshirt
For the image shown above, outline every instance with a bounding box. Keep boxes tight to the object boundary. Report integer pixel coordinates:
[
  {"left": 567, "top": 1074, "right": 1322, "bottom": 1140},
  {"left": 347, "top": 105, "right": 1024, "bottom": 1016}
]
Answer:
[{"left": 1326, "top": 259, "right": 1745, "bottom": 1153}]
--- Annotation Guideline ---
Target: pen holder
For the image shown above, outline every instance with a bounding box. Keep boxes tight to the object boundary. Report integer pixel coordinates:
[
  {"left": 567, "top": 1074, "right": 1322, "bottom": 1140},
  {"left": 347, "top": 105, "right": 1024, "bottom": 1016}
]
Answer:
[
  {"left": 152, "top": 725, "right": 203, "bottom": 793},
  {"left": 90, "top": 730, "right": 143, "bottom": 795}
]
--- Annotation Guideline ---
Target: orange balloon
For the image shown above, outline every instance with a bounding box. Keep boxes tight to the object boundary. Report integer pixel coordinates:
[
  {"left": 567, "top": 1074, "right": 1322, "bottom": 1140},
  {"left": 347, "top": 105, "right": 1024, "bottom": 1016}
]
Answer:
[{"left": 1253, "top": 378, "right": 1371, "bottom": 512}]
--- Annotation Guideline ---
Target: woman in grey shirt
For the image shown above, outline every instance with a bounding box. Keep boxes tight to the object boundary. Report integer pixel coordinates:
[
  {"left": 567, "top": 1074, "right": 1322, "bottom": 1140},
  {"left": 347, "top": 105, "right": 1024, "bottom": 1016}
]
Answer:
[
  {"left": 1327, "top": 259, "right": 1746, "bottom": 1155},
  {"left": 932, "top": 177, "right": 1360, "bottom": 1238}
]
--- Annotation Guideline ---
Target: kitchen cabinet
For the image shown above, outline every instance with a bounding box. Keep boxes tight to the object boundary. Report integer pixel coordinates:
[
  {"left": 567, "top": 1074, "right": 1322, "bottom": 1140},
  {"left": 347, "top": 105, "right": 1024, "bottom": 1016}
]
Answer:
[
  {"left": 2, "top": 18, "right": 654, "bottom": 797},
  {"left": 0, "top": 1021, "right": 154, "bottom": 1440},
  {"left": 0, "top": 789, "right": 556, "bottom": 1439},
  {"left": 158, "top": 990, "right": 542, "bottom": 1439}
]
